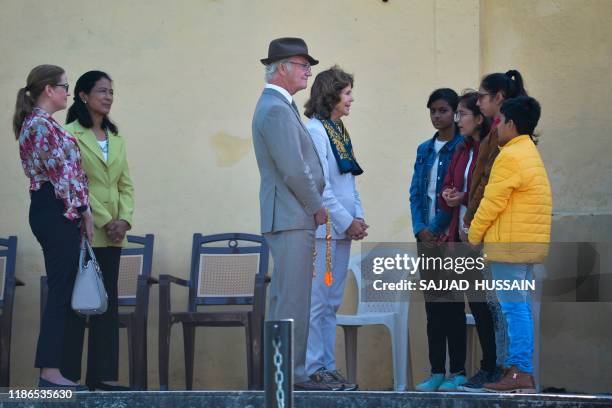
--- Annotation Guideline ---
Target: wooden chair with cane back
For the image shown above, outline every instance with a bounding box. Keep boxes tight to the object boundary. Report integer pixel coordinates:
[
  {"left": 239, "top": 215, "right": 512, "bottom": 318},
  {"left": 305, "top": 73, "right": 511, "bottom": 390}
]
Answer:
[
  {"left": 0, "top": 236, "right": 25, "bottom": 387},
  {"left": 158, "top": 232, "right": 268, "bottom": 390}
]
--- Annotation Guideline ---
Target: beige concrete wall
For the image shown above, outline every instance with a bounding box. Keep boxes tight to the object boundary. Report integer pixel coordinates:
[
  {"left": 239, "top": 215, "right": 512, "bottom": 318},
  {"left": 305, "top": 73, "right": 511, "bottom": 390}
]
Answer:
[
  {"left": 0, "top": 0, "right": 610, "bottom": 392},
  {"left": 480, "top": 0, "right": 612, "bottom": 214},
  {"left": 479, "top": 1, "right": 612, "bottom": 393}
]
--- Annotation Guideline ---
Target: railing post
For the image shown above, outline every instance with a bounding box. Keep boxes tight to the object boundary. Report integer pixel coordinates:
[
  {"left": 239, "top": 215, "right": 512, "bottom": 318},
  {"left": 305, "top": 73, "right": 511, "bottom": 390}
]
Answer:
[{"left": 264, "top": 319, "right": 293, "bottom": 408}]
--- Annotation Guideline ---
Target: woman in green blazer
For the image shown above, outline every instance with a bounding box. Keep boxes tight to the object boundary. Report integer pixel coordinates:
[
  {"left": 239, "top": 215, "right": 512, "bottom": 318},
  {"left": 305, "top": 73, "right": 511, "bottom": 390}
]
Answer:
[{"left": 65, "top": 71, "right": 134, "bottom": 391}]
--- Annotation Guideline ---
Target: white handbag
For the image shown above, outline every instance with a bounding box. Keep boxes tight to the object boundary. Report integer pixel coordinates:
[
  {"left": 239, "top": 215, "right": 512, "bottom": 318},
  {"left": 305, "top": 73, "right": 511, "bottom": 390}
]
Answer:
[{"left": 71, "top": 239, "right": 108, "bottom": 315}]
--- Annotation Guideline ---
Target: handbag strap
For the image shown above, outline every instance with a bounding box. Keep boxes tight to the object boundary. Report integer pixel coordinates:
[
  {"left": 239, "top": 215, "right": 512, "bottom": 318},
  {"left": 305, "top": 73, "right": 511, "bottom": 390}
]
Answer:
[
  {"left": 79, "top": 239, "right": 98, "bottom": 268},
  {"left": 79, "top": 240, "right": 87, "bottom": 270}
]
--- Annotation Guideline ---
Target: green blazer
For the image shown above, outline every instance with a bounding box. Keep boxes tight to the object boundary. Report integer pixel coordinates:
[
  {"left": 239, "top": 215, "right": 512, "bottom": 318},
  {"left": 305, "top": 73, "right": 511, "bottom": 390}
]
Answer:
[{"left": 65, "top": 121, "right": 135, "bottom": 248}]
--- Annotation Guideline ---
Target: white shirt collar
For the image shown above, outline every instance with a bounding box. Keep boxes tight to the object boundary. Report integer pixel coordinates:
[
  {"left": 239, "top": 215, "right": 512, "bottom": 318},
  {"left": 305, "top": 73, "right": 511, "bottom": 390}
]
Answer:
[{"left": 265, "top": 83, "right": 292, "bottom": 104}]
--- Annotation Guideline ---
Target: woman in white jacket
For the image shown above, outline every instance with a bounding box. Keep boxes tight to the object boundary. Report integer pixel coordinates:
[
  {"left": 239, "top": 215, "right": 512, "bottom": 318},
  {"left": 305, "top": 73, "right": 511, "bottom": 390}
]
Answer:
[{"left": 303, "top": 66, "right": 368, "bottom": 390}]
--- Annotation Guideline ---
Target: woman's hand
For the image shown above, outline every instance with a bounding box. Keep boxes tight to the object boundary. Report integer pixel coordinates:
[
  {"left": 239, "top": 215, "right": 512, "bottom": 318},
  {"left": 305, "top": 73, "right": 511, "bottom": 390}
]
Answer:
[
  {"left": 81, "top": 209, "right": 94, "bottom": 242},
  {"left": 417, "top": 228, "right": 435, "bottom": 242},
  {"left": 417, "top": 228, "right": 437, "bottom": 248},
  {"left": 441, "top": 187, "right": 454, "bottom": 205},
  {"left": 459, "top": 226, "right": 469, "bottom": 242},
  {"left": 347, "top": 218, "right": 369, "bottom": 240},
  {"left": 105, "top": 219, "right": 130, "bottom": 243},
  {"left": 442, "top": 187, "right": 464, "bottom": 208}
]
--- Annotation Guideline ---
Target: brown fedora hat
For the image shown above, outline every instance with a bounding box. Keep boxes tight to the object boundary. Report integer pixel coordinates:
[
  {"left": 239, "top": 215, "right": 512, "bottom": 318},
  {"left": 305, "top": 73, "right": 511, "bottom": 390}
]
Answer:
[{"left": 260, "top": 37, "right": 319, "bottom": 66}]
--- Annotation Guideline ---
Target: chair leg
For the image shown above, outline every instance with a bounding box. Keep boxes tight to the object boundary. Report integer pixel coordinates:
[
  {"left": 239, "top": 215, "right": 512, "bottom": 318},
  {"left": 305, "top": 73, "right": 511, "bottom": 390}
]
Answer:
[
  {"left": 533, "top": 298, "right": 542, "bottom": 393},
  {"left": 158, "top": 317, "right": 171, "bottom": 391},
  {"left": 126, "top": 321, "right": 134, "bottom": 389},
  {"left": 182, "top": 323, "right": 196, "bottom": 390},
  {"left": 342, "top": 326, "right": 359, "bottom": 384},
  {"left": 466, "top": 325, "right": 478, "bottom": 377},
  {"left": 245, "top": 317, "right": 254, "bottom": 390},
  {"left": 0, "top": 342, "right": 9, "bottom": 387},
  {"left": 251, "top": 315, "right": 263, "bottom": 390},
  {"left": 405, "top": 327, "right": 413, "bottom": 391},
  {"left": 132, "top": 321, "right": 147, "bottom": 391},
  {"left": 139, "top": 325, "right": 149, "bottom": 390},
  {"left": 389, "top": 323, "right": 407, "bottom": 391}
]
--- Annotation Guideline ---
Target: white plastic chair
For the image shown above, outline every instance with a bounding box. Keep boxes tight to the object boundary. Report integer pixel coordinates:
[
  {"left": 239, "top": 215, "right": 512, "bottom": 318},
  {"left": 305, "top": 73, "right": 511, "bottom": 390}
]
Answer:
[{"left": 336, "top": 254, "right": 412, "bottom": 391}]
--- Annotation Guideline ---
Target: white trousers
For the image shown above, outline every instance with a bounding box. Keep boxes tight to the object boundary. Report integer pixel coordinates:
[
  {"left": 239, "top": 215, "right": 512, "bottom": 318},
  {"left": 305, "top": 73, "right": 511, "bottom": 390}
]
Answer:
[{"left": 306, "top": 238, "right": 351, "bottom": 375}]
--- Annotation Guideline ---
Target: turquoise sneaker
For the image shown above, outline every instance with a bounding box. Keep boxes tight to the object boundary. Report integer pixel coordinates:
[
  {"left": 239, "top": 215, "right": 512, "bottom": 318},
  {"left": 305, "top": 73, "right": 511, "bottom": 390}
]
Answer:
[
  {"left": 415, "top": 373, "right": 445, "bottom": 392},
  {"left": 438, "top": 372, "right": 468, "bottom": 391}
]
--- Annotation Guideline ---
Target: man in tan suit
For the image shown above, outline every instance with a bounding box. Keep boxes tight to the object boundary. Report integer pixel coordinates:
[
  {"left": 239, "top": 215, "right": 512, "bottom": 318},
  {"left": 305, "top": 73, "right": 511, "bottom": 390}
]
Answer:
[{"left": 252, "top": 38, "right": 329, "bottom": 389}]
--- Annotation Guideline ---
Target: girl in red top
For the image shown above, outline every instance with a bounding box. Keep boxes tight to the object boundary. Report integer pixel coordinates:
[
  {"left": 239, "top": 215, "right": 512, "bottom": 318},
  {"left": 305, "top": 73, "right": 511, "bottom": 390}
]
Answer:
[
  {"left": 13, "top": 65, "right": 93, "bottom": 390},
  {"left": 439, "top": 92, "right": 504, "bottom": 392}
]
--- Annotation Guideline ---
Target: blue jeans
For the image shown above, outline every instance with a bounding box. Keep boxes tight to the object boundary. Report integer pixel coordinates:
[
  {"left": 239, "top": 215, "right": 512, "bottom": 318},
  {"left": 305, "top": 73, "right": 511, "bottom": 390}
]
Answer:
[{"left": 490, "top": 262, "right": 534, "bottom": 373}]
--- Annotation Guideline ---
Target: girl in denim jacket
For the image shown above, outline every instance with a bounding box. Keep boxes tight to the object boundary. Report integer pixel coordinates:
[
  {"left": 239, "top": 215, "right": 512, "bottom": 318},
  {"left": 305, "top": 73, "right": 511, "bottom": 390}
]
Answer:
[{"left": 410, "top": 88, "right": 465, "bottom": 391}]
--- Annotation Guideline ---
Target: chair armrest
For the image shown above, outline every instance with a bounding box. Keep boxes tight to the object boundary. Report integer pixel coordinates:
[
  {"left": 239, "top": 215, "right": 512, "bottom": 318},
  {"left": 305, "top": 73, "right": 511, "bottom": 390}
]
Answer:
[
  {"left": 159, "top": 274, "right": 189, "bottom": 287},
  {"left": 15, "top": 277, "right": 25, "bottom": 286},
  {"left": 146, "top": 276, "right": 159, "bottom": 285},
  {"left": 159, "top": 274, "right": 189, "bottom": 332}
]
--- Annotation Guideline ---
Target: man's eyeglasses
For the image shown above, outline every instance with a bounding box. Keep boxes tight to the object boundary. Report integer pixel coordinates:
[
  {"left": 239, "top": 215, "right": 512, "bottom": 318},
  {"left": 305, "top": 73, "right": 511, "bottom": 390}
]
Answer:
[
  {"left": 55, "top": 83, "right": 69, "bottom": 92},
  {"left": 286, "top": 61, "right": 312, "bottom": 72},
  {"left": 454, "top": 111, "right": 474, "bottom": 121}
]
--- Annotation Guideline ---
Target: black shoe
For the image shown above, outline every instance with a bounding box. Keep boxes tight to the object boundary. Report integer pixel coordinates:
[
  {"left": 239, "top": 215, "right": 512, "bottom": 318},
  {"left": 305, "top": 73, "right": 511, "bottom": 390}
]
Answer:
[
  {"left": 38, "top": 377, "right": 89, "bottom": 391},
  {"left": 458, "top": 367, "right": 502, "bottom": 392},
  {"left": 328, "top": 369, "right": 358, "bottom": 391},
  {"left": 87, "top": 382, "right": 131, "bottom": 391},
  {"left": 308, "top": 367, "right": 344, "bottom": 391}
]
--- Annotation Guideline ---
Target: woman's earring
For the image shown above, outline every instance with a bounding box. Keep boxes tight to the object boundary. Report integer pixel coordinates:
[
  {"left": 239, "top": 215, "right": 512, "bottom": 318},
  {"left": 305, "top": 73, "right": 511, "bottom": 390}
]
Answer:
[{"left": 82, "top": 99, "right": 87, "bottom": 104}]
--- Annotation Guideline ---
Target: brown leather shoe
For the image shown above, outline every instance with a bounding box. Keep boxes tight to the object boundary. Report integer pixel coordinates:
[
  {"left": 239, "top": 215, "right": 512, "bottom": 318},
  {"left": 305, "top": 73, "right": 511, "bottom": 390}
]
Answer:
[{"left": 483, "top": 365, "right": 536, "bottom": 393}]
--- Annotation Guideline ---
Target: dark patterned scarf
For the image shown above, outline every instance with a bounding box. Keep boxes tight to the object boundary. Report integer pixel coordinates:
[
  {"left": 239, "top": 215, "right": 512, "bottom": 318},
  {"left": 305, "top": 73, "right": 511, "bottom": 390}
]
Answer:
[{"left": 319, "top": 118, "right": 363, "bottom": 176}]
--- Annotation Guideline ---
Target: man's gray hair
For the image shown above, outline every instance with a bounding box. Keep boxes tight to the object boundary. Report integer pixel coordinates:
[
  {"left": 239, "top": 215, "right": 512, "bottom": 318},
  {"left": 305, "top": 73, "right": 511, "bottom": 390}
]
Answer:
[{"left": 264, "top": 58, "right": 292, "bottom": 82}]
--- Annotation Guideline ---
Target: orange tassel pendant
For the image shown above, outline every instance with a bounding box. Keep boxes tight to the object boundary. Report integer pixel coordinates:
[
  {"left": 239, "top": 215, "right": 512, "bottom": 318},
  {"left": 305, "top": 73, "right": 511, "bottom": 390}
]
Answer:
[
  {"left": 324, "top": 208, "right": 333, "bottom": 286},
  {"left": 324, "top": 271, "right": 333, "bottom": 286}
]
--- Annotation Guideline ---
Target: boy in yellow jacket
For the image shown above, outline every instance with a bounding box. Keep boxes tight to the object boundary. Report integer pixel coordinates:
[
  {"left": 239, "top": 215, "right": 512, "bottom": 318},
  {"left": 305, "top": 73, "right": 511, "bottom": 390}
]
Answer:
[{"left": 468, "top": 96, "right": 552, "bottom": 393}]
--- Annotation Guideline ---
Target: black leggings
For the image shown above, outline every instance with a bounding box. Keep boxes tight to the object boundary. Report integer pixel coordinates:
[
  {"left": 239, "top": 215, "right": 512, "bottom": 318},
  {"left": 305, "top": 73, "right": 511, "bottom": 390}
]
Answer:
[
  {"left": 421, "top": 243, "right": 498, "bottom": 374},
  {"left": 424, "top": 300, "right": 466, "bottom": 374},
  {"left": 418, "top": 243, "right": 466, "bottom": 374}
]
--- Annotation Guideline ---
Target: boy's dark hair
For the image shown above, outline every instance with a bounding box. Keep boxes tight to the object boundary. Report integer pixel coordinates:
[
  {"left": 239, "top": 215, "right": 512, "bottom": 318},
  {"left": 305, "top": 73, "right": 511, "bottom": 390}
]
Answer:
[
  {"left": 500, "top": 96, "right": 541, "bottom": 136},
  {"left": 426, "top": 88, "right": 458, "bottom": 110}
]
